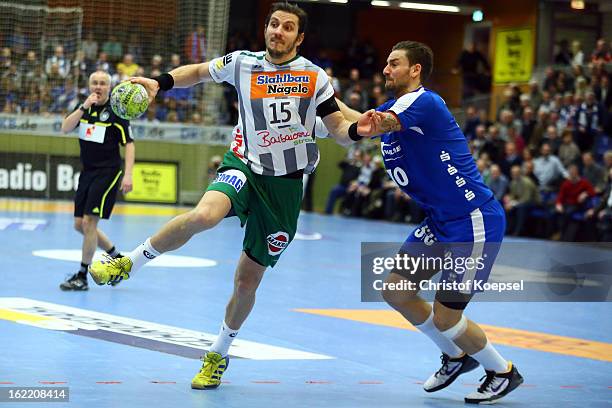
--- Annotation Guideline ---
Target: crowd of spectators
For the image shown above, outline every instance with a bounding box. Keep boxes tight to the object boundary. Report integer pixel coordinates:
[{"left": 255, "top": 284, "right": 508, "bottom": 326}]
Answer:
[{"left": 0, "top": 28, "right": 210, "bottom": 124}]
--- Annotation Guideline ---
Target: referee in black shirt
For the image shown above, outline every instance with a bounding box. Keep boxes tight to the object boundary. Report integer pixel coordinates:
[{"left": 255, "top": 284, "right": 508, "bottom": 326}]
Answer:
[{"left": 59, "top": 70, "right": 135, "bottom": 290}]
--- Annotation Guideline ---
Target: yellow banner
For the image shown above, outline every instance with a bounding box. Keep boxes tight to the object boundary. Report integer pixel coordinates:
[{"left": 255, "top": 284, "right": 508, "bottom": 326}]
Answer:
[
  {"left": 124, "top": 162, "right": 178, "bottom": 204},
  {"left": 493, "top": 28, "right": 533, "bottom": 84}
]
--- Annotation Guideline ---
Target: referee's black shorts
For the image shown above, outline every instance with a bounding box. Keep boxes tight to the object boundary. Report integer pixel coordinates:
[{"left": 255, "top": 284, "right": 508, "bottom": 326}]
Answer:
[{"left": 74, "top": 167, "right": 123, "bottom": 220}]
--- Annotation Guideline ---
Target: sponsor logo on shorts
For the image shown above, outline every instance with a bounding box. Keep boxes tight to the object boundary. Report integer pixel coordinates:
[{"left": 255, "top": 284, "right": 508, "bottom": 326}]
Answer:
[
  {"left": 250, "top": 71, "right": 317, "bottom": 99},
  {"left": 143, "top": 250, "right": 156, "bottom": 259},
  {"left": 266, "top": 231, "right": 290, "bottom": 256},
  {"left": 213, "top": 169, "right": 246, "bottom": 192}
]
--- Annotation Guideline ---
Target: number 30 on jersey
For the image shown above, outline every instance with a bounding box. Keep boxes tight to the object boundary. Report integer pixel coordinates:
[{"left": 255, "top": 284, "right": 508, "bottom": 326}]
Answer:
[{"left": 387, "top": 167, "right": 409, "bottom": 187}]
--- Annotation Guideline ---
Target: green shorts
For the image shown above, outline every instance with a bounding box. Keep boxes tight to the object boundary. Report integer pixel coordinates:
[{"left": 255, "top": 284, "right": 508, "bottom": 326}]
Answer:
[{"left": 207, "top": 151, "right": 303, "bottom": 267}]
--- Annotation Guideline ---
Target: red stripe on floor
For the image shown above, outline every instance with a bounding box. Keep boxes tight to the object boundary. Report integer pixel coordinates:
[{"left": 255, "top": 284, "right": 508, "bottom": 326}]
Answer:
[
  {"left": 306, "top": 380, "right": 332, "bottom": 384},
  {"left": 251, "top": 380, "right": 280, "bottom": 384},
  {"left": 150, "top": 381, "right": 176, "bottom": 384},
  {"left": 39, "top": 381, "right": 67, "bottom": 384},
  {"left": 96, "top": 381, "right": 122, "bottom": 384}
]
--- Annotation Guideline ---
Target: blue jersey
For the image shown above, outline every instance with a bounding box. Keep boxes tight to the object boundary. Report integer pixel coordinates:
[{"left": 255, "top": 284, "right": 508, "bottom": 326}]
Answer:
[{"left": 378, "top": 87, "right": 493, "bottom": 222}]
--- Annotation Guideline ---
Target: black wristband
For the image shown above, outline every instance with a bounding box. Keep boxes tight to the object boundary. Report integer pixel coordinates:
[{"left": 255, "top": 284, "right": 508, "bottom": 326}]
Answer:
[
  {"left": 153, "top": 73, "right": 174, "bottom": 91},
  {"left": 348, "top": 122, "right": 362, "bottom": 141}
]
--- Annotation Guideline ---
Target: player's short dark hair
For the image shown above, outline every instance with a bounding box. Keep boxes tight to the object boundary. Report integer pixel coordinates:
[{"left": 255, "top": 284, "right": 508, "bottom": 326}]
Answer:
[
  {"left": 392, "top": 41, "right": 433, "bottom": 83},
  {"left": 265, "top": 2, "right": 308, "bottom": 34}
]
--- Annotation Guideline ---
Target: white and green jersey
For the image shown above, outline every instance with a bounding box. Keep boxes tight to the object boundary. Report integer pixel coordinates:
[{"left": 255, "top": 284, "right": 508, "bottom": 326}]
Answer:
[{"left": 209, "top": 50, "right": 335, "bottom": 176}]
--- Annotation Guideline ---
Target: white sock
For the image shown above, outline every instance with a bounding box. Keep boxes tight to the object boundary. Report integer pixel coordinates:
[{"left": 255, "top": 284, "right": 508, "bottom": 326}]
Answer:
[
  {"left": 415, "top": 312, "right": 463, "bottom": 358},
  {"left": 209, "top": 321, "right": 238, "bottom": 356},
  {"left": 127, "top": 238, "right": 161, "bottom": 273},
  {"left": 470, "top": 341, "right": 508, "bottom": 373}
]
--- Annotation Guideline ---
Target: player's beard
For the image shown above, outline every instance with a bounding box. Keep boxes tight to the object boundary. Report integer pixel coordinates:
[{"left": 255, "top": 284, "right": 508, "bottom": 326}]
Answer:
[
  {"left": 385, "top": 78, "right": 408, "bottom": 97},
  {"left": 266, "top": 37, "right": 298, "bottom": 60}
]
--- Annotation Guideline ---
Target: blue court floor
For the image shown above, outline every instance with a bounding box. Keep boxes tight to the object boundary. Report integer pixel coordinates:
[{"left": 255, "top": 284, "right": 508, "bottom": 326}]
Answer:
[{"left": 0, "top": 198, "right": 610, "bottom": 407}]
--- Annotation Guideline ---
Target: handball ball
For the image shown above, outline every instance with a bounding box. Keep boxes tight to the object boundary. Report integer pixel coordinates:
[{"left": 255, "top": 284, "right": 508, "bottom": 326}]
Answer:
[{"left": 110, "top": 82, "right": 149, "bottom": 120}]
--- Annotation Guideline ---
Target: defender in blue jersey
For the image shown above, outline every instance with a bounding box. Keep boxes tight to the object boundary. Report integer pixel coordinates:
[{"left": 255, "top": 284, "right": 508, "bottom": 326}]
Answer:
[{"left": 352, "top": 41, "right": 523, "bottom": 404}]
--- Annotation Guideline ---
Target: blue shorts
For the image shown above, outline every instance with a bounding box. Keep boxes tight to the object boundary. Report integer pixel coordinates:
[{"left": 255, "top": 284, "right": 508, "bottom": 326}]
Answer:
[{"left": 401, "top": 198, "right": 505, "bottom": 295}]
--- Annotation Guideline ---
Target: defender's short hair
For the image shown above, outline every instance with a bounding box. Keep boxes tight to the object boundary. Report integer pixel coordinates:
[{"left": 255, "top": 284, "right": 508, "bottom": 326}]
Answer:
[{"left": 392, "top": 41, "right": 434, "bottom": 83}]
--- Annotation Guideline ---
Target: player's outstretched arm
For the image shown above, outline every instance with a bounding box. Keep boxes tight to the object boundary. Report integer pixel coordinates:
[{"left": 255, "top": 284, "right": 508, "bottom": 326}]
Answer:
[
  {"left": 130, "top": 62, "right": 212, "bottom": 104},
  {"left": 335, "top": 97, "right": 362, "bottom": 122},
  {"left": 321, "top": 110, "right": 382, "bottom": 146}
]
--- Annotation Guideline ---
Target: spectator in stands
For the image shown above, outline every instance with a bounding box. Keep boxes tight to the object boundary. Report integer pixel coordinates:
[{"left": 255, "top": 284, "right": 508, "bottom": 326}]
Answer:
[
  {"left": 558, "top": 92, "right": 575, "bottom": 129},
  {"left": 576, "top": 91, "right": 603, "bottom": 152},
  {"left": 593, "top": 74, "right": 610, "bottom": 109},
  {"left": 528, "top": 79, "right": 542, "bottom": 109},
  {"left": 19, "top": 50, "right": 39, "bottom": 78},
  {"left": 543, "top": 125, "right": 562, "bottom": 153},
  {"left": 343, "top": 68, "right": 367, "bottom": 111},
  {"left": 22, "top": 84, "right": 42, "bottom": 114},
  {"left": 166, "top": 54, "right": 181, "bottom": 72},
  {"left": 72, "top": 53, "right": 89, "bottom": 91},
  {"left": 500, "top": 141, "right": 522, "bottom": 177},
  {"left": 471, "top": 124, "right": 487, "bottom": 158},
  {"left": 8, "top": 27, "right": 29, "bottom": 60},
  {"left": 558, "top": 129, "right": 581, "bottom": 168},
  {"left": 504, "top": 164, "right": 540, "bottom": 236},
  {"left": 452, "top": 42, "right": 490, "bottom": 102},
  {"left": 486, "top": 164, "right": 508, "bottom": 202},
  {"left": 478, "top": 108, "right": 492, "bottom": 129},
  {"left": 481, "top": 125, "right": 504, "bottom": 164},
  {"left": 543, "top": 67, "right": 557, "bottom": 93},
  {"left": 521, "top": 106, "right": 537, "bottom": 146},
  {"left": 604, "top": 150, "right": 612, "bottom": 171},
  {"left": 342, "top": 151, "right": 376, "bottom": 217},
  {"left": 477, "top": 156, "right": 491, "bottom": 184},
  {"left": 45, "top": 45, "right": 70, "bottom": 78},
  {"left": 571, "top": 40, "right": 584, "bottom": 66},
  {"left": 148, "top": 55, "right": 163, "bottom": 76},
  {"left": 590, "top": 38, "right": 611, "bottom": 64},
  {"left": 0, "top": 48, "right": 11, "bottom": 73},
  {"left": 325, "top": 150, "right": 362, "bottom": 214},
  {"left": 534, "top": 142, "right": 568, "bottom": 192},
  {"left": 507, "top": 126, "right": 525, "bottom": 155},
  {"left": 582, "top": 151, "right": 607, "bottom": 194},
  {"left": 586, "top": 167, "right": 612, "bottom": 241},
  {"left": 95, "top": 52, "right": 113, "bottom": 75},
  {"left": 496, "top": 90, "right": 515, "bottom": 120},
  {"left": 555, "top": 164, "right": 596, "bottom": 241},
  {"left": 82, "top": 32, "right": 98, "bottom": 62},
  {"left": 554, "top": 39, "right": 572, "bottom": 65},
  {"left": 185, "top": 25, "right": 207, "bottom": 63},
  {"left": 102, "top": 35, "right": 123, "bottom": 62},
  {"left": 116, "top": 54, "right": 140, "bottom": 79},
  {"left": 463, "top": 105, "right": 480, "bottom": 140},
  {"left": 499, "top": 109, "right": 522, "bottom": 140}
]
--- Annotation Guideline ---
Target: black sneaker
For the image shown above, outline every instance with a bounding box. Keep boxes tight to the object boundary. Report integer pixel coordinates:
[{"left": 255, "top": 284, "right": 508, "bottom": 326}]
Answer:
[
  {"left": 59, "top": 273, "right": 89, "bottom": 291},
  {"left": 465, "top": 363, "right": 524, "bottom": 404},
  {"left": 423, "top": 353, "right": 480, "bottom": 392}
]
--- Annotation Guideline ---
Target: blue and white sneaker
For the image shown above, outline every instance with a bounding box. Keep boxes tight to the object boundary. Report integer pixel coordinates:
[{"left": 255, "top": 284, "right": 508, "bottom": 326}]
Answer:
[{"left": 424, "top": 353, "right": 480, "bottom": 392}]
